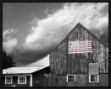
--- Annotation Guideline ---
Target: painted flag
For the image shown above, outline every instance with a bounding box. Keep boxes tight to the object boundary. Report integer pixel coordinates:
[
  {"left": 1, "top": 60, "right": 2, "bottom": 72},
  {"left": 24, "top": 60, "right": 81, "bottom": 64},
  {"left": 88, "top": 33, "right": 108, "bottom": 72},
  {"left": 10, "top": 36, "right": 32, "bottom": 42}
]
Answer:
[{"left": 68, "top": 40, "right": 92, "bottom": 54}]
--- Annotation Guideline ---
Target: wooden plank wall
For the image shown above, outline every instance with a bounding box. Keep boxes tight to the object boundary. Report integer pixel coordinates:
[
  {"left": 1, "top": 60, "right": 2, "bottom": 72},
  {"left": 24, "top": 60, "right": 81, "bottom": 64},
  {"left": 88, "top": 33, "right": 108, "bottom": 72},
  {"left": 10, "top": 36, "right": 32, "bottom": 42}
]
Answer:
[
  {"left": 48, "top": 74, "right": 108, "bottom": 87},
  {"left": 50, "top": 23, "right": 108, "bottom": 75},
  {"left": 67, "top": 74, "right": 87, "bottom": 87},
  {"left": 67, "top": 24, "right": 108, "bottom": 74},
  {"left": 50, "top": 40, "right": 67, "bottom": 75},
  {"left": 88, "top": 74, "right": 108, "bottom": 87},
  {"left": 48, "top": 74, "right": 67, "bottom": 87}
]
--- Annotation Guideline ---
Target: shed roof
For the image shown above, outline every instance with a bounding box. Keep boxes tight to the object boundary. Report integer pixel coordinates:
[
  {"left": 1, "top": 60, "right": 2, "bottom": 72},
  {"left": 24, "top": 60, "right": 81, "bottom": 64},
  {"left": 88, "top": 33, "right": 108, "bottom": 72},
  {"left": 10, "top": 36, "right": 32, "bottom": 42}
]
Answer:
[
  {"left": 25, "top": 55, "right": 49, "bottom": 67},
  {"left": 3, "top": 65, "right": 49, "bottom": 74},
  {"left": 3, "top": 55, "right": 49, "bottom": 75}
]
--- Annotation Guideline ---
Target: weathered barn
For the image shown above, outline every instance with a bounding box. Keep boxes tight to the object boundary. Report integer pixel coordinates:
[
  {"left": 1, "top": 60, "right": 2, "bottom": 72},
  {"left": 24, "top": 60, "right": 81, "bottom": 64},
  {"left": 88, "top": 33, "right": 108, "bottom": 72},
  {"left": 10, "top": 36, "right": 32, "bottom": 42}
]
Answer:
[
  {"left": 49, "top": 23, "right": 108, "bottom": 87},
  {"left": 2, "top": 23, "right": 108, "bottom": 87},
  {"left": 2, "top": 66, "right": 49, "bottom": 87}
]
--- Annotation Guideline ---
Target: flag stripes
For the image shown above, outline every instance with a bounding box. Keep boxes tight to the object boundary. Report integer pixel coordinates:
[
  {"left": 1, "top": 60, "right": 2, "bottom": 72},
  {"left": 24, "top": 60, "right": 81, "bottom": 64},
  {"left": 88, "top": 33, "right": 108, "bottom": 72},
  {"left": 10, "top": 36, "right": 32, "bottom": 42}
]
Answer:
[{"left": 68, "top": 40, "right": 92, "bottom": 54}]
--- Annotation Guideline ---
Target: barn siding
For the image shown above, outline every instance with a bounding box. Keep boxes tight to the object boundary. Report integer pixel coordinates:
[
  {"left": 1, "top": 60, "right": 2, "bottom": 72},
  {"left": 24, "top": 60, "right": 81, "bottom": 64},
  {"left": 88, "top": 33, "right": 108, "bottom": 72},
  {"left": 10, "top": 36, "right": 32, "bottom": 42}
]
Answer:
[
  {"left": 87, "top": 74, "right": 108, "bottom": 87},
  {"left": 105, "top": 48, "right": 109, "bottom": 73},
  {"left": 48, "top": 74, "right": 67, "bottom": 86},
  {"left": 50, "top": 40, "right": 67, "bottom": 75},
  {"left": 48, "top": 74, "right": 108, "bottom": 87},
  {"left": 32, "top": 67, "right": 49, "bottom": 87},
  {"left": 99, "top": 74, "right": 108, "bottom": 86},
  {"left": 49, "top": 23, "right": 108, "bottom": 86},
  {"left": 48, "top": 74, "right": 56, "bottom": 86},
  {"left": 48, "top": 74, "right": 87, "bottom": 87},
  {"left": 67, "top": 24, "right": 95, "bottom": 73},
  {"left": 50, "top": 23, "right": 108, "bottom": 75}
]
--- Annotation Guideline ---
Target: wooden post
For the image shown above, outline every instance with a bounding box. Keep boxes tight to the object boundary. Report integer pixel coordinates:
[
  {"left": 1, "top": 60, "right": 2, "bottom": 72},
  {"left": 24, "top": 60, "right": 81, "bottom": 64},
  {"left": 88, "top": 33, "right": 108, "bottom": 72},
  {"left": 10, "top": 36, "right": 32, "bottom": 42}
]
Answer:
[{"left": 30, "top": 74, "right": 32, "bottom": 87}]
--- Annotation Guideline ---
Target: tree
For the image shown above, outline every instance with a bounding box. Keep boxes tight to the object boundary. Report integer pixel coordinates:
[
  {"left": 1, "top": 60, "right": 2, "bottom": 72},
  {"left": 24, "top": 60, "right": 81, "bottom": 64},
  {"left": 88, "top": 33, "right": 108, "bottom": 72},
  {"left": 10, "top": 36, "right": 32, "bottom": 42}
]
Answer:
[{"left": 2, "top": 51, "right": 15, "bottom": 69}]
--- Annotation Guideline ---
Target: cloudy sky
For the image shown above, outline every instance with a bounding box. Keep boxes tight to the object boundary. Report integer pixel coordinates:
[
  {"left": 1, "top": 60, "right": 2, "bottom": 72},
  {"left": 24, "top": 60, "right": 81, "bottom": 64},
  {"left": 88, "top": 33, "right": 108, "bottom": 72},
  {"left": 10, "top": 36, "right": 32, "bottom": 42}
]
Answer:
[{"left": 3, "top": 3, "right": 108, "bottom": 66}]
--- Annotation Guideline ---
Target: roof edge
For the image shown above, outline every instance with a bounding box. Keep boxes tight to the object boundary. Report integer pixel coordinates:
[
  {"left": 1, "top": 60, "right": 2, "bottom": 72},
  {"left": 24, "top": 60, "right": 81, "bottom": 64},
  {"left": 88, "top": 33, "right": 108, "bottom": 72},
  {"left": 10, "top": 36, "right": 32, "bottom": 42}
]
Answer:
[{"left": 48, "top": 22, "right": 108, "bottom": 54}]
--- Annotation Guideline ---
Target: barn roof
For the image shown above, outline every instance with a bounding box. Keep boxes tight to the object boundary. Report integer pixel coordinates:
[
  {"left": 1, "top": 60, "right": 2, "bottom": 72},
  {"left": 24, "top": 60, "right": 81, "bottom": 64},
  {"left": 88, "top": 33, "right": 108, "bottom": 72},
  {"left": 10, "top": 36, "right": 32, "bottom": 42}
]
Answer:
[
  {"left": 50, "top": 23, "right": 108, "bottom": 52},
  {"left": 3, "top": 66, "right": 49, "bottom": 74},
  {"left": 77, "top": 23, "right": 108, "bottom": 47}
]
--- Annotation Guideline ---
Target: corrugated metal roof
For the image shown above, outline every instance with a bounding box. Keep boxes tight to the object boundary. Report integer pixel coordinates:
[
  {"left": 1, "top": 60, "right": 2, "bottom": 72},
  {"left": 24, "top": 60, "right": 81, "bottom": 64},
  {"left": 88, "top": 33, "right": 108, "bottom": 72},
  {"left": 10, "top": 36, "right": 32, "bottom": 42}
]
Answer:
[
  {"left": 3, "top": 66, "right": 49, "bottom": 74},
  {"left": 26, "top": 55, "right": 49, "bottom": 67},
  {"left": 3, "top": 55, "right": 49, "bottom": 74}
]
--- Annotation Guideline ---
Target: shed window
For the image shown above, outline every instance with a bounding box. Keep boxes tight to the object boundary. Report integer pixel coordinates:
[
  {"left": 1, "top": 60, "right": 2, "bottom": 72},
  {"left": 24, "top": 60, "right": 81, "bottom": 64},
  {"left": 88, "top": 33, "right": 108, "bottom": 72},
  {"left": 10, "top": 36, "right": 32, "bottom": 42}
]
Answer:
[
  {"left": 18, "top": 76, "right": 26, "bottom": 84},
  {"left": 89, "top": 74, "right": 99, "bottom": 83},
  {"left": 5, "top": 76, "right": 12, "bottom": 84},
  {"left": 67, "top": 74, "right": 76, "bottom": 82}
]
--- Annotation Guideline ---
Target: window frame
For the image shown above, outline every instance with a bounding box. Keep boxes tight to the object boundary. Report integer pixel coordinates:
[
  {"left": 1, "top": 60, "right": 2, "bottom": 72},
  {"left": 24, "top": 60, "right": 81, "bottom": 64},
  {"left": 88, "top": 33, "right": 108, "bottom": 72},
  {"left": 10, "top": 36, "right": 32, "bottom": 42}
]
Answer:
[
  {"left": 5, "top": 76, "right": 13, "bottom": 84},
  {"left": 18, "top": 75, "right": 27, "bottom": 84},
  {"left": 66, "top": 74, "right": 76, "bottom": 82},
  {"left": 89, "top": 74, "right": 99, "bottom": 83}
]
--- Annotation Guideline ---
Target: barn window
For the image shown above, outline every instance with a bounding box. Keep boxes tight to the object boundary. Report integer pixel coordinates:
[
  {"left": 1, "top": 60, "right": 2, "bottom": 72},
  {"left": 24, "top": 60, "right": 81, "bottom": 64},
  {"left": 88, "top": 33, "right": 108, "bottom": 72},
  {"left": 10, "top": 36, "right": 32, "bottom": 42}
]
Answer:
[
  {"left": 18, "top": 76, "right": 26, "bottom": 84},
  {"left": 66, "top": 74, "right": 76, "bottom": 82},
  {"left": 89, "top": 74, "right": 99, "bottom": 83},
  {"left": 89, "top": 63, "right": 99, "bottom": 83},
  {"left": 5, "top": 76, "right": 13, "bottom": 84}
]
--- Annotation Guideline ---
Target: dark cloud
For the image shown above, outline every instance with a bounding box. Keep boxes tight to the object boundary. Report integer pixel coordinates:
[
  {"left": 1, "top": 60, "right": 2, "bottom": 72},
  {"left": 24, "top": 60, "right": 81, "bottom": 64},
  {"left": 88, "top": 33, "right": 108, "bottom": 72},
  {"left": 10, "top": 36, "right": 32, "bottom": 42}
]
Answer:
[
  {"left": 4, "top": 3, "right": 108, "bottom": 66},
  {"left": 10, "top": 48, "right": 49, "bottom": 66},
  {"left": 9, "top": 42, "right": 57, "bottom": 66},
  {"left": 100, "top": 4, "right": 108, "bottom": 17}
]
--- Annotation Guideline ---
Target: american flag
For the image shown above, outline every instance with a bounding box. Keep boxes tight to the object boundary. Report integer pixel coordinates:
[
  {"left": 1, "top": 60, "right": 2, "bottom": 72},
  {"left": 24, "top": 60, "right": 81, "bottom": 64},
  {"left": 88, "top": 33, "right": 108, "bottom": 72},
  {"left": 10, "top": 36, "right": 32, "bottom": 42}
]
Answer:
[{"left": 68, "top": 40, "right": 92, "bottom": 54}]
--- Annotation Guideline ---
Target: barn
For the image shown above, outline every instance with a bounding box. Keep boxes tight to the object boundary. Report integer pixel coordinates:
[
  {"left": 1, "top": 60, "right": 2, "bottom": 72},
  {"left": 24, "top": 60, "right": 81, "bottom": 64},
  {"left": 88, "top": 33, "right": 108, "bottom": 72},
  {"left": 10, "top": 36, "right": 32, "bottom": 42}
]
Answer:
[
  {"left": 2, "top": 66, "right": 49, "bottom": 87},
  {"left": 2, "top": 23, "right": 108, "bottom": 87},
  {"left": 49, "top": 23, "right": 108, "bottom": 87}
]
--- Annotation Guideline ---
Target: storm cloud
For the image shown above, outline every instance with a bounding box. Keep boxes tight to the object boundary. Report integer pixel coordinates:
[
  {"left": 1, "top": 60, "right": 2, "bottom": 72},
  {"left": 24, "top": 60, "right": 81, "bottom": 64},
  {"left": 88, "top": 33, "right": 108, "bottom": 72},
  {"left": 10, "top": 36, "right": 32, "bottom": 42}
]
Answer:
[
  {"left": 23, "top": 3, "right": 108, "bottom": 49},
  {"left": 3, "top": 3, "right": 108, "bottom": 66}
]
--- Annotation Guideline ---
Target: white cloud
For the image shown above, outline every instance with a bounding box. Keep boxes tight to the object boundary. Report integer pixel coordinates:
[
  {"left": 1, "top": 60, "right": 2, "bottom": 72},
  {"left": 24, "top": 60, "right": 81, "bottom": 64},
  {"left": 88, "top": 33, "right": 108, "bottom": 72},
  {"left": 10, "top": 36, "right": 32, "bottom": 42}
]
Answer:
[
  {"left": 3, "top": 28, "right": 18, "bottom": 54},
  {"left": 3, "top": 28, "right": 18, "bottom": 41},
  {"left": 3, "top": 38, "right": 18, "bottom": 54},
  {"left": 29, "top": 17, "right": 40, "bottom": 27},
  {"left": 24, "top": 3, "right": 108, "bottom": 51}
]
